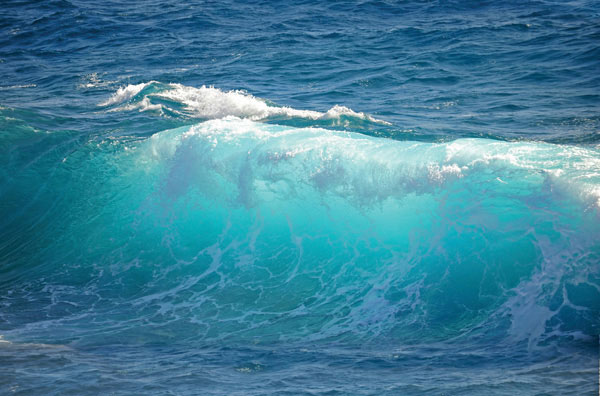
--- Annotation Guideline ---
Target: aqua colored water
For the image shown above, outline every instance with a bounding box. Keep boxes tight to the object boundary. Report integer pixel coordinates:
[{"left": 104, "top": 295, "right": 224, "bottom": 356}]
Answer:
[{"left": 1, "top": 1, "right": 599, "bottom": 395}]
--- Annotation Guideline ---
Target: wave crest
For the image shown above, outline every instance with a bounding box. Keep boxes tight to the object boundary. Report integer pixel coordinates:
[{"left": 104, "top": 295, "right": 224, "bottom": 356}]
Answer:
[{"left": 100, "top": 82, "right": 391, "bottom": 126}]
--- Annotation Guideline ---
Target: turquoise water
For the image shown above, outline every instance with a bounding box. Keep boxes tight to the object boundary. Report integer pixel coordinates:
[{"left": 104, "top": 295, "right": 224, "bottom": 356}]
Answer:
[{"left": 1, "top": 1, "right": 599, "bottom": 394}]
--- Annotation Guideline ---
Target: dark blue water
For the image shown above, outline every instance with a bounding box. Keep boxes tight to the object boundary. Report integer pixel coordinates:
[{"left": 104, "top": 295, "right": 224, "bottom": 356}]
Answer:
[{"left": 1, "top": 1, "right": 599, "bottom": 394}]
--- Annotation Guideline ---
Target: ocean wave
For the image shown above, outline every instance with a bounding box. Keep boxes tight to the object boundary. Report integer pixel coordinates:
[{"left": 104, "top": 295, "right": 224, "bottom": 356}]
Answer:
[
  {"left": 4, "top": 119, "right": 597, "bottom": 348},
  {"left": 99, "top": 81, "right": 391, "bottom": 126}
]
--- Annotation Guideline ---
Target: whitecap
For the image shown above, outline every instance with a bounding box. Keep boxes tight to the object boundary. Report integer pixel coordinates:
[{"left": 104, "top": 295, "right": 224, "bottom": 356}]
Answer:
[{"left": 100, "top": 82, "right": 390, "bottom": 125}]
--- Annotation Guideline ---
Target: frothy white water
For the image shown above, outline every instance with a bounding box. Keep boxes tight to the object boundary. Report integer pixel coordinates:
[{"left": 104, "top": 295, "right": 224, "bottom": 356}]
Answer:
[
  {"left": 99, "top": 82, "right": 151, "bottom": 106},
  {"left": 100, "top": 82, "right": 391, "bottom": 124}
]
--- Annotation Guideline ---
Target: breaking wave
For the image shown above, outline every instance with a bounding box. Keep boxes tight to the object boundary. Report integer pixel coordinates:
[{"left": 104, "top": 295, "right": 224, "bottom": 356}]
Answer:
[
  {"left": 99, "top": 81, "right": 391, "bottom": 126},
  {"left": 2, "top": 118, "right": 598, "bottom": 350}
]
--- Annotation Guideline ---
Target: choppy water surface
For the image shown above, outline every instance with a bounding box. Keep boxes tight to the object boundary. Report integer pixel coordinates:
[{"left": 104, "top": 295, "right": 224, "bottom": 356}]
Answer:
[{"left": 1, "top": 1, "right": 599, "bottom": 395}]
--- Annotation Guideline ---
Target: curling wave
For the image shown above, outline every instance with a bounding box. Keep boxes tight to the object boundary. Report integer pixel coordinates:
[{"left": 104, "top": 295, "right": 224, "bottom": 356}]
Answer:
[{"left": 2, "top": 118, "right": 598, "bottom": 349}]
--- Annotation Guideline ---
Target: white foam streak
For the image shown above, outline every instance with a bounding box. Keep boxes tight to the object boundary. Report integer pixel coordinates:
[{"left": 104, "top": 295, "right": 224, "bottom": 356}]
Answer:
[{"left": 0, "top": 84, "right": 36, "bottom": 90}]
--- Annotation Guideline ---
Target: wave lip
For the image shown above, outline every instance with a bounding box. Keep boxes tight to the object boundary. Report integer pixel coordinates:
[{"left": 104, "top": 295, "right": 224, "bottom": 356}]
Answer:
[{"left": 99, "top": 82, "right": 391, "bottom": 125}]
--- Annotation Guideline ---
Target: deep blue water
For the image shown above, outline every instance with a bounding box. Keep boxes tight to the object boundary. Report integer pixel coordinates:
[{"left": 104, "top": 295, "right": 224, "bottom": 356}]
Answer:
[{"left": 1, "top": 1, "right": 599, "bottom": 395}]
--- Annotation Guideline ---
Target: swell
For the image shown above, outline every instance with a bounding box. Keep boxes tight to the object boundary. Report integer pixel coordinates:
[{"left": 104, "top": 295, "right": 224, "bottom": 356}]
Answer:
[{"left": 1, "top": 118, "right": 598, "bottom": 350}]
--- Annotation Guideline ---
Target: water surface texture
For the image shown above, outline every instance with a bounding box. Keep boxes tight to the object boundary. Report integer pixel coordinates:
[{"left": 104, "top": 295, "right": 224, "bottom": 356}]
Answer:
[{"left": 1, "top": 1, "right": 599, "bottom": 395}]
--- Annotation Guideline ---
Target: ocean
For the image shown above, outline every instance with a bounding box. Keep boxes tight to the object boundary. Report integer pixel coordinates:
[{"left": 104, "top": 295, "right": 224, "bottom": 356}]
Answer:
[{"left": 1, "top": 0, "right": 599, "bottom": 394}]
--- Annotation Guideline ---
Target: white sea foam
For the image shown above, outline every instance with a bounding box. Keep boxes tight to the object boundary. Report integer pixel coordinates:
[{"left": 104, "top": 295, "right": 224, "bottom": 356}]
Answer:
[
  {"left": 101, "top": 82, "right": 391, "bottom": 124},
  {"left": 100, "top": 82, "right": 151, "bottom": 106}
]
